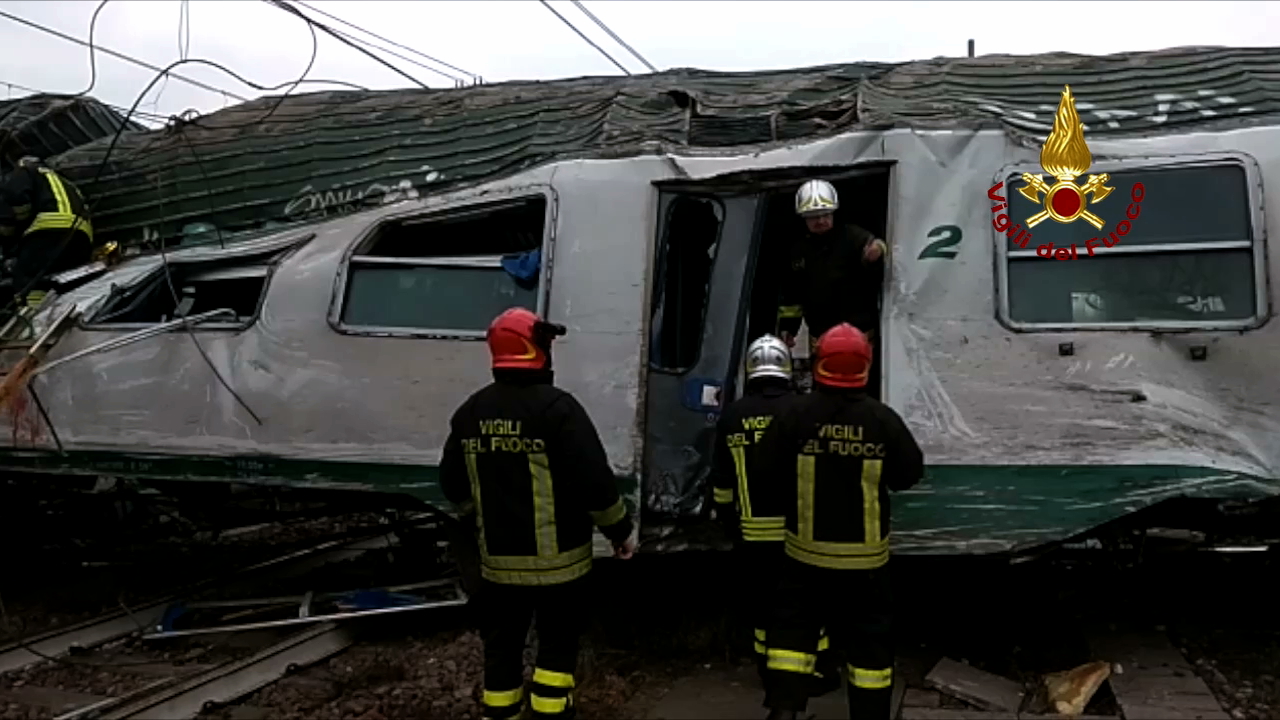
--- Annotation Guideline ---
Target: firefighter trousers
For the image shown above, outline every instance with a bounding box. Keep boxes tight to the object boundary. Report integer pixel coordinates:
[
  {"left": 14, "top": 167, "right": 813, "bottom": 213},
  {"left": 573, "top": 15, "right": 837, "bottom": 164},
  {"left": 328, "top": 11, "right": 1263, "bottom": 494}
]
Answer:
[
  {"left": 736, "top": 541, "right": 840, "bottom": 705},
  {"left": 766, "top": 561, "right": 895, "bottom": 719},
  {"left": 476, "top": 576, "right": 589, "bottom": 720}
]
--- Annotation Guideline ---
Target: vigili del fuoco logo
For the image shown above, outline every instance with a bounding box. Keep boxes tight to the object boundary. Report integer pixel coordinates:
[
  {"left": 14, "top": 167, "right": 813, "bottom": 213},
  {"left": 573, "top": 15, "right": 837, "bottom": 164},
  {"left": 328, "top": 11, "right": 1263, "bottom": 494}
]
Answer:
[{"left": 987, "top": 85, "right": 1146, "bottom": 261}]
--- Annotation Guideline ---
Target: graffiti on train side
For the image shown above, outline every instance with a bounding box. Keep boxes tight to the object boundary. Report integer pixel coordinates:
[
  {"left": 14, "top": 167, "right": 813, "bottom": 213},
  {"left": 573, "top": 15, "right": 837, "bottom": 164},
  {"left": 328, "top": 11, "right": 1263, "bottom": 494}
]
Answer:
[
  {"left": 283, "top": 165, "right": 446, "bottom": 221},
  {"left": 966, "top": 88, "right": 1261, "bottom": 133}
]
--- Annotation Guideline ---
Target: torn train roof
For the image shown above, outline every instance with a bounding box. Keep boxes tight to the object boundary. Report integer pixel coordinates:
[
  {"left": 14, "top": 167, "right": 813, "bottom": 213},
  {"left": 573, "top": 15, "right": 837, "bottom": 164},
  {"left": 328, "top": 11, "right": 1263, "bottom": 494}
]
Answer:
[
  {"left": 43, "top": 44, "right": 1280, "bottom": 251},
  {"left": 0, "top": 94, "right": 146, "bottom": 174}
]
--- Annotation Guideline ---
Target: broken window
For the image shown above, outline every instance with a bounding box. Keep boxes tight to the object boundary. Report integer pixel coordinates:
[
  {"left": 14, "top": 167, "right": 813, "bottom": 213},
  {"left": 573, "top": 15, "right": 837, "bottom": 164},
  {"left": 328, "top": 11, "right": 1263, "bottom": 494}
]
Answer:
[
  {"left": 649, "top": 195, "right": 724, "bottom": 371},
  {"left": 1002, "top": 162, "right": 1264, "bottom": 328},
  {"left": 87, "top": 252, "right": 285, "bottom": 328},
  {"left": 339, "top": 196, "right": 548, "bottom": 334}
]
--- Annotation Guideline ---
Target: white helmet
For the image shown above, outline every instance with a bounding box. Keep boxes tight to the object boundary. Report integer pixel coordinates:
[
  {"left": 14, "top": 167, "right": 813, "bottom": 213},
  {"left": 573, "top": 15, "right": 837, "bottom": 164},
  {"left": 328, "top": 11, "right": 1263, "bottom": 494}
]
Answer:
[
  {"left": 795, "top": 179, "right": 838, "bottom": 217},
  {"left": 745, "top": 334, "right": 792, "bottom": 381}
]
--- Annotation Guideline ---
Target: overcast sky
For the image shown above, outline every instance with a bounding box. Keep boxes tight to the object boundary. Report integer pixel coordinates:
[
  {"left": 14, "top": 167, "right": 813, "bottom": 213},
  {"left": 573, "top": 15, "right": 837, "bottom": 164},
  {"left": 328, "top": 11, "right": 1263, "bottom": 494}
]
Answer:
[{"left": 2, "top": 0, "right": 1279, "bottom": 127}]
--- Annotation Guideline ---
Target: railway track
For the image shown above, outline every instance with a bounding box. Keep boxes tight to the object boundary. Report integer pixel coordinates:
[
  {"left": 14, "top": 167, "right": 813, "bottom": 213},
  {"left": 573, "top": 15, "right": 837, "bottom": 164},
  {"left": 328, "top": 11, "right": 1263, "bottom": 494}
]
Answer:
[{"left": 0, "top": 515, "right": 468, "bottom": 720}]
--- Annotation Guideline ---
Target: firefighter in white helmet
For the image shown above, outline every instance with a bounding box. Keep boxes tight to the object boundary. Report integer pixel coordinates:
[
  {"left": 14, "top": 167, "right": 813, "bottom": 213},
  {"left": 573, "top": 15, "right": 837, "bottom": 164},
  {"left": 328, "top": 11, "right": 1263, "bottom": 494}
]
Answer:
[
  {"left": 710, "top": 334, "right": 839, "bottom": 709},
  {"left": 777, "top": 179, "right": 886, "bottom": 391}
]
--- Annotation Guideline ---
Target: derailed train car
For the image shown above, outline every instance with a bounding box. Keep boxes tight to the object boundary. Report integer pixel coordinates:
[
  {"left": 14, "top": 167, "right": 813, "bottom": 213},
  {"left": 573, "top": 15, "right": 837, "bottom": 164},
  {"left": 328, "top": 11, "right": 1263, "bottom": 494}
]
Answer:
[{"left": 2, "top": 46, "right": 1280, "bottom": 556}]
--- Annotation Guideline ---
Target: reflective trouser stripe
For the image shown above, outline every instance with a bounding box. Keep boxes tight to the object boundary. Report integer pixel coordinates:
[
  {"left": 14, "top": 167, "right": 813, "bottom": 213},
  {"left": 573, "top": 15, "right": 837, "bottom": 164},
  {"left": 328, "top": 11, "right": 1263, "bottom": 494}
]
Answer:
[
  {"left": 713, "top": 487, "right": 733, "bottom": 504},
  {"left": 849, "top": 665, "right": 893, "bottom": 689},
  {"left": 530, "top": 695, "right": 568, "bottom": 714},
  {"left": 483, "top": 688, "right": 523, "bottom": 707},
  {"left": 531, "top": 667, "right": 574, "bottom": 716},
  {"left": 532, "top": 668, "right": 575, "bottom": 688},
  {"left": 766, "top": 648, "right": 816, "bottom": 674},
  {"left": 756, "top": 628, "right": 827, "bottom": 656}
]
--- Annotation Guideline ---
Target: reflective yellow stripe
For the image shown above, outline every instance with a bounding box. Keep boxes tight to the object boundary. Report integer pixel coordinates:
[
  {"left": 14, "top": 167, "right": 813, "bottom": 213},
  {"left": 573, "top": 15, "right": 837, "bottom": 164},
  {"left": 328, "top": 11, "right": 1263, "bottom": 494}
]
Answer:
[
  {"left": 532, "top": 668, "right": 575, "bottom": 689},
  {"left": 754, "top": 641, "right": 767, "bottom": 654},
  {"left": 529, "top": 453, "right": 558, "bottom": 557},
  {"left": 862, "top": 459, "right": 883, "bottom": 544},
  {"left": 849, "top": 665, "right": 893, "bottom": 689},
  {"left": 713, "top": 487, "right": 734, "bottom": 504},
  {"left": 483, "top": 687, "right": 524, "bottom": 707},
  {"left": 754, "top": 628, "right": 766, "bottom": 641},
  {"left": 778, "top": 305, "right": 804, "bottom": 319},
  {"left": 785, "top": 532, "right": 890, "bottom": 570},
  {"left": 589, "top": 498, "right": 626, "bottom": 527},
  {"left": 818, "top": 634, "right": 830, "bottom": 651},
  {"left": 730, "top": 445, "right": 752, "bottom": 518},
  {"left": 28, "top": 169, "right": 93, "bottom": 240},
  {"left": 766, "top": 648, "right": 816, "bottom": 675},
  {"left": 41, "top": 169, "right": 72, "bottom": 215},
  {"left": 481, "top": 542, "right": 592, "bottom": 586},
  {"left": 466, "top": 453, "right": 487, "bottom": 550},
  {"left": 741, "top": 515, "right": 785, "bottom": 542},
  {"left": 797, "top": 455, "right": 816, "bottom": 543},
  {"left": 530, "top": 695, "right": 568, "bottom": 714}
]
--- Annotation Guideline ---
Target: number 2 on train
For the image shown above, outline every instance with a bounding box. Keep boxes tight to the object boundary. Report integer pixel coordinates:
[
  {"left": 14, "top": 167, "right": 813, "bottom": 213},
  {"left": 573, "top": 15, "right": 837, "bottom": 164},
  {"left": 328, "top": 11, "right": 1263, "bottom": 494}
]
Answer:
[{"left": 918, "top": 225, "right": 962, "bottom": 260}]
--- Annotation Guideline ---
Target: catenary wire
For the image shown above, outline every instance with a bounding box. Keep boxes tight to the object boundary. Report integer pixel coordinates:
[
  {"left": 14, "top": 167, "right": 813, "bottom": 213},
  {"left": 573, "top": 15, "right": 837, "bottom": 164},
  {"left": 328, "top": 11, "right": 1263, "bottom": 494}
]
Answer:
[
  {"left": 326, "top": 24, "right": 463, "bottom": 87},
  {"left": 293, "top": 0, "right": 480, "bottom": 84},
  {"left": 569, "top": 0, "right": 656, "bottom": 73},
  {"left": 537, "top": 0, "right": 631, "bottom": 76},
  {"left": 0, "top": 7, "right": 247, "bottom": 102},
  {"left": 262, "top": 0, "right": 431, "bottom": 89}
]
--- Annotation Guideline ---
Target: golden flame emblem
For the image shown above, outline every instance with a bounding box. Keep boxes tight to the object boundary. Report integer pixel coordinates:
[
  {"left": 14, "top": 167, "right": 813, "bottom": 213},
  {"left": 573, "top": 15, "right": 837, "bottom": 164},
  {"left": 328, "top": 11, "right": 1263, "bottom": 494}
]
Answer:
[{"left": 1018, "top": 85, "right": 1114, "bottom": 230}]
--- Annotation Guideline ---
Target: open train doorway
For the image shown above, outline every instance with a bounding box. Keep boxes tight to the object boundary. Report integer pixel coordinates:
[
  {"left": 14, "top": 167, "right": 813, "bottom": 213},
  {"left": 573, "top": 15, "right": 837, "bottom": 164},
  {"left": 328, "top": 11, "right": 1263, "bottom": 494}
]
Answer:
[{"left": 739, "top": 167, "right": 893, "bottom": 400}]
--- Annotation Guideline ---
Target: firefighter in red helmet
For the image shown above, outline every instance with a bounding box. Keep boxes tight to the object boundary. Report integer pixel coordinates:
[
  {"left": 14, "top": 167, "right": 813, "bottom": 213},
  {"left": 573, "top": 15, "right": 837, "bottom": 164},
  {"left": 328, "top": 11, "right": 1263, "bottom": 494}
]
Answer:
[
  {"left": 757, "top": 323, "right": 924, "bottom": 720},
  {"left": 441, "top": 307, "right": 637, "bottom": 720}
]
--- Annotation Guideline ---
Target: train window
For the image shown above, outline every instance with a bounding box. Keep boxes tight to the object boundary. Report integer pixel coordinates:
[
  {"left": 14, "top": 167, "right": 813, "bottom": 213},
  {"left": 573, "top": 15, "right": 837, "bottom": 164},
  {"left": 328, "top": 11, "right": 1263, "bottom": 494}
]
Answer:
[
  {"left": 85, "top": 253, "right": 286, "bottom": 329},
  {"left": 649, "top": 195, "right": 724, "bottom": 372},
  {"left": 1000, "top": 161, "right": 1267, "bottom": 330},
  {"left": 339, "top": 196, "right": 548, "bottom": 335}
]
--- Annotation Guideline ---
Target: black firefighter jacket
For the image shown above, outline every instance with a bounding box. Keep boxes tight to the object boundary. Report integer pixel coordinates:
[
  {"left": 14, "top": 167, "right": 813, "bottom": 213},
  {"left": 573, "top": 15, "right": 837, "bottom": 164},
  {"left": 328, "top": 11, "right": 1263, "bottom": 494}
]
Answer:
[
  {"left": 776, "top": 222, "right": 884, "bottom": 339},
  {"left": 711, "top": 380, "right": 797, "bottom": 545},
  {"left": 761, "top": 385, "right": 924, "bottom": 570},
  {"left": 441, "top": 373, "right": 633, "bottom": 586}
]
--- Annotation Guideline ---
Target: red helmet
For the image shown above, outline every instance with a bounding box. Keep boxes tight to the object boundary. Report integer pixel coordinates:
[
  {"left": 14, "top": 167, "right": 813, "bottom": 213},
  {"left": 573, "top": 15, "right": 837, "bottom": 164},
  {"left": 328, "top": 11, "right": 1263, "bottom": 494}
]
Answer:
[
  {"left": 487, "top": 307, "right": 566, "bottom": 370},
  {"left": 813, "top": 324, "right": 872, "bottom": 389}
]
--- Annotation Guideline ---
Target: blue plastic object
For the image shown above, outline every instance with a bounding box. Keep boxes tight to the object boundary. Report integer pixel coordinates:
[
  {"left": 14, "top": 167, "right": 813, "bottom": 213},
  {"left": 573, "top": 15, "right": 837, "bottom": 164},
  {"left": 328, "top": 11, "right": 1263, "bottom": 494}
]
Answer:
[{"left": 501, "top": 250, "right": 541, "bottom": 289}]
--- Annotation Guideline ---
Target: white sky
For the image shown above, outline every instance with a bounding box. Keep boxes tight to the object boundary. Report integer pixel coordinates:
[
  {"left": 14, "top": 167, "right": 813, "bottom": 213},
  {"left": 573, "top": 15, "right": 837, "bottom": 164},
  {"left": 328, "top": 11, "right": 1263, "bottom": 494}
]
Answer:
[{"left": 2, "top": 0, "right": 1279, "bottom": 126}]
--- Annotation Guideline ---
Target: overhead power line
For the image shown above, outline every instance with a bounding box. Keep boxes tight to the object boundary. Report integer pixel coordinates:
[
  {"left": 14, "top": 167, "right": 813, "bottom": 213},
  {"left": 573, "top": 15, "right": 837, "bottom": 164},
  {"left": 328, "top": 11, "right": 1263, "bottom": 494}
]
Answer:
[
  {"left": 569, "top": 0, "right": 656, "bottom": 73},
  {"left": 0, "top": 7, "right": 248, "bottom": 102},
  {"left": 262, "top": 0, "right": 431, "bottom": 89},
  {"left": 538, "top": 0, "right": 631, "bottom": 76},
  {"left": 293, "top": 0, "right": 481, "bottom": 85}
]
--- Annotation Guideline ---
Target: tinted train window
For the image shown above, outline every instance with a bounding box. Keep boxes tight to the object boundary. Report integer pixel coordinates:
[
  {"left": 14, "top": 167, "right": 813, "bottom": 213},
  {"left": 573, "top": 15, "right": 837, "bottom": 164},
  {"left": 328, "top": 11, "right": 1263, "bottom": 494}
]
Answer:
[
  {"left": 340, "top": 197, "right": 547, "bottom": 334},
  {"left": 1000, "top": 162, "right": 1264, "bottom": 328}
]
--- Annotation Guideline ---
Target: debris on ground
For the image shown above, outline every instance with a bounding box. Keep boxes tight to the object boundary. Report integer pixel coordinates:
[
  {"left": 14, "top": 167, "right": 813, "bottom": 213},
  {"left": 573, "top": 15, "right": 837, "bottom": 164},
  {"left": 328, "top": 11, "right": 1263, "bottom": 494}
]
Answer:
[
  {"left": 1044, "top": 660, "right": 1111, "bottom": 717},
  {"left": 924, "top": 657, "right": 1025, "bottom": 712}
]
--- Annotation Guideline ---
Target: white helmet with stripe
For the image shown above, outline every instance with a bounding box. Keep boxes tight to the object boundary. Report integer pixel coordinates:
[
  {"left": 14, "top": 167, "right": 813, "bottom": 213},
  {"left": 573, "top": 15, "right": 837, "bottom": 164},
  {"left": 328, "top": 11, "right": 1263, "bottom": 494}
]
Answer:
[
  {"left": 745, "top": 334, "right": 793, "bottom": 381},
  {"left": 795, "top": 179, "right": 839, "bottom": 217}
]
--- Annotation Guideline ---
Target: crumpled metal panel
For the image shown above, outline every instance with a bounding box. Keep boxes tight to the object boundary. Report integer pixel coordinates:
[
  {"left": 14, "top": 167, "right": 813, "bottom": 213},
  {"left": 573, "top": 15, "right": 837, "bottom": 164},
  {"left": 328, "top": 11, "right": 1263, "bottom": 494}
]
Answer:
[{"left": 0, "top": 94, "right": 144, "bottom": 173}]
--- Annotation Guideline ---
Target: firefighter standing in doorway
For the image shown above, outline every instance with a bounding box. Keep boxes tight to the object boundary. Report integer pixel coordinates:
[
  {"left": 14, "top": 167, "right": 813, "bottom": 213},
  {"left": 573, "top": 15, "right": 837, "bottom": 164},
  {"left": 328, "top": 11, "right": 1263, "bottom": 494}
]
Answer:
[
  {"left": 776, "top": 179, "right": 887, "bottom": 392},
  {"left": 0, "top": 157, "right": 95, "bottom": 308},
  {"left": 711, "top": 334, "right": 840, "bottom": 706},
  {"left": 759, "top": 323, "right": 924, "bottom": 720},
  {"left": 441, "top": 307, "right": 637, "bottom": 720}
]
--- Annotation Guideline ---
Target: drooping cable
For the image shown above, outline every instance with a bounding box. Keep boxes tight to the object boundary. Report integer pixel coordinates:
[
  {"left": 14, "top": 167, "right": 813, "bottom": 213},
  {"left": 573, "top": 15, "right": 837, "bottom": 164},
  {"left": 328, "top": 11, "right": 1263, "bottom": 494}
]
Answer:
[
  {"left": 293, "top": 0, "right": 481, "bottom": 85},
  {"left": 569, "top": 0, "right": 656, "bottom": 73},
  {"left": 261, "top": 0, "right": 431, "bottom": 89},
  {"left": 0, "top": 7, "right": 247, "bottom": 102},
  {"left": 77, "top": 0, "right": 111, "bottom": 97},
  {"left": 537, "top": 0, "right": 631, "bottom": 75}
]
